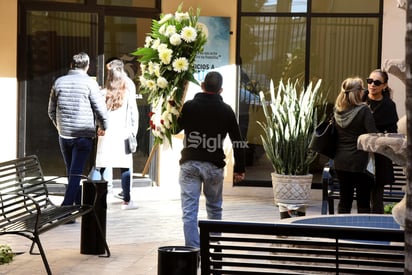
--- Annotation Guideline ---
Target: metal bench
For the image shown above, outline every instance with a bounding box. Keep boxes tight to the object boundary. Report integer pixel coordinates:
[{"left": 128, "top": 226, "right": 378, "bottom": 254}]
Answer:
[
  {"left": 0, "top": 155, "right": 110, "bottom": 275},
  {"left": 199, "top": 219, "right": 404, "bottom": 274},
  {"left": 321, "top": 161, "right": 406, "bottom": 214}
]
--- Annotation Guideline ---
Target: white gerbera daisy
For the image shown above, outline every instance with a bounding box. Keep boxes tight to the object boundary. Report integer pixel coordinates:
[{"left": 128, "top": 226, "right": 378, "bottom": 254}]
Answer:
[
  {"left": 181, "top": 26, "right": 197, "bottom": 43},
  {"left": 172, "top": 57, "right": 189, "bottom": 72}
]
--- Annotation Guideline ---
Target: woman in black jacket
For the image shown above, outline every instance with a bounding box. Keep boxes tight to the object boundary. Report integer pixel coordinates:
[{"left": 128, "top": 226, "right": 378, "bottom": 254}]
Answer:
[
  {"left": 334, "top": 77, "right": 378, "bottom": 213},
  {"left": 362, "top": 69, "right": 399, "bottom": 213}
]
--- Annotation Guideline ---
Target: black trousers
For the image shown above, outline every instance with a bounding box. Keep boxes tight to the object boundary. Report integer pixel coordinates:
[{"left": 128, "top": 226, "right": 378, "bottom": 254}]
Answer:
[
  {"left": 335, "top": 170, "right": 374, "bottom": 213},
  {"left": 371, "top": 153, "right": 394, "bottom": 213}
]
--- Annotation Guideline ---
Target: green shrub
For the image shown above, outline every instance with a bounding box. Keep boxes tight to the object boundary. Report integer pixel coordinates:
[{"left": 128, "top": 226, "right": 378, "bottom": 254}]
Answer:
[{"left": 0, "top": 245, "right": 14, "bottom": 264}]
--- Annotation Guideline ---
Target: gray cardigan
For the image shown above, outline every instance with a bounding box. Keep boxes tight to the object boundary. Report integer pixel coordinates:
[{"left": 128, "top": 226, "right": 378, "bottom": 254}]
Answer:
[
  {"left": 333, "top": 104, "right": 377, "bottom": 173},
  {"left": 48, "top": 69, "right": 108, "bottom": 138}
]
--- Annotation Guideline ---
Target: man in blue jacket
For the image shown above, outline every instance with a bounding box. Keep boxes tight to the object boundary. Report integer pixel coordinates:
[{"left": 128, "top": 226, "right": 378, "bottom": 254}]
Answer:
[{"left": 48, "top": 52, "right": 108, "bottom": 207}]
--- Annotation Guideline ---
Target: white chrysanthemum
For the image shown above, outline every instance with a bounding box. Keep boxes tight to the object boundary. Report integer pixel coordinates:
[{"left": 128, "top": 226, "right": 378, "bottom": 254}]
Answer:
[
  {"left": 144, "top": 36, "right": 153, "bottom": 47},
  {"left": 157, "top": 77, "right": 168, "bottom": 89},
  {"left": 165, "top": 25, "right": 177, "bottom": 37},
  {"left": 151, "top": 38, "right": 161, "bottom": 50},
  {"left": 169, "top": 33, "right": 182, "bottom": 46},
  {"left": 181, "top": 26, "right": 197, "bottom": 43},
  {"left": 158, "top": 48, "right": 173, "bottom": 65},
  {"left": 146, "top": 80, "right": 157, "bottom": 91},
  {"left": 158, "top": 13, "right": 173, "bottom": 25},
  {"left": 172, "top": 57, "right": 189, "bottom": 72},
  {"left": 175, "top": 12, "right": 190, "bottom": 22}
]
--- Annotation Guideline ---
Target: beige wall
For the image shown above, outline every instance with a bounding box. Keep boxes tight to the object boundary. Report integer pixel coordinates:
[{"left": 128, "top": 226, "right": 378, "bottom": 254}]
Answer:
[
  {"left": 382, "top": 1, "right": 406, "bottom": 118},
  {"left": 0, "top": 0, "right": 18, "bottom": 161}
]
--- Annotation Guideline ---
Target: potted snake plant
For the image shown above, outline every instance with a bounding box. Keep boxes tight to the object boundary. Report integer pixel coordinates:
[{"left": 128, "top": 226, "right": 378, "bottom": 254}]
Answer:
[{"left": 258, "top": 78, "right": 327, "bottom": 206}]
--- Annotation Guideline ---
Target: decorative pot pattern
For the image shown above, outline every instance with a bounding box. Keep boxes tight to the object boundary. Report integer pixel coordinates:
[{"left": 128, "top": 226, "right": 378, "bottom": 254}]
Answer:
[{"left": 271, "top": 173, "right": 313, "bottom": 204}]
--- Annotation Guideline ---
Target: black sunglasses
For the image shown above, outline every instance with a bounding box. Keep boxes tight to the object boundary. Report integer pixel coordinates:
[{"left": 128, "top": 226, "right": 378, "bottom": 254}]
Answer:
[{"left": 366, "top": 78, "right": 384, "bottom": 86}]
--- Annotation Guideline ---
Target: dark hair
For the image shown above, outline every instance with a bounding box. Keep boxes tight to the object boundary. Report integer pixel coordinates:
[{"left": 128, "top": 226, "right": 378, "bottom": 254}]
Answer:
[
  {"left": 371, "top": 69, "right": 391, "bottom": 97},
  {"left": 204, "top": 71, "right": 223, "bottom": 93},
  {"left": 71, "top": 52, "right": 90, "bottom": 69}
]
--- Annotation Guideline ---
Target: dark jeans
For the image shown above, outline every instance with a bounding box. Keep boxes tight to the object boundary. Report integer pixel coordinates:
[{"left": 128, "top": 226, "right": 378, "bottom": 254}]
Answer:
[
  {"left": 371, "top": 153, "right": 394, "bottom": 214},
  {"left": 335, "top": 169, "right": 373, "bottom": 213},
  {"left": 98, "top": 167, "right": 131, "bottom": 202},
  {"left": 59, "top": 136, "right": 94, "bottom": 205}
]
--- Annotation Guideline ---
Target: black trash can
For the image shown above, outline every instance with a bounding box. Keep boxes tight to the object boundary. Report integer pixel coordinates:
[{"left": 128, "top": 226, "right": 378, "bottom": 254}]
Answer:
[
  {"left": 158, "top": 246, "right": 199, "bottom": 275},
  {"left": 80, "top": 180, "right": 108, "bottom": 255}
]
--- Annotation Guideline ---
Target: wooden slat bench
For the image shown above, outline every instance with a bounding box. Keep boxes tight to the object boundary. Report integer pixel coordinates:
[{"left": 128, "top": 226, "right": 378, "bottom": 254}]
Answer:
[
  {"left": 321, "top": 161, "right": 406, "bottom": 214},
  {"left": 199, "top": 219, "right": 405, "bottom": 274},
  {"left": 0, "top": 155, "right": 110, "bottom": 275}
]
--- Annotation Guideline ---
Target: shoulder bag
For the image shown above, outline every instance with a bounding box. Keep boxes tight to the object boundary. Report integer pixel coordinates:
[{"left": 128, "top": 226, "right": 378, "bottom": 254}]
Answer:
[{"left": 309, "top": 115, "right": 338, "bottom": 159}]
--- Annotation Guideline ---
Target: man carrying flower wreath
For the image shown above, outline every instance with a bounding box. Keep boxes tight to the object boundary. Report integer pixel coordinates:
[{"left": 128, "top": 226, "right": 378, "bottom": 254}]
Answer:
[{"left": 175, "top": 71, "right": 246, "bottom": 248}]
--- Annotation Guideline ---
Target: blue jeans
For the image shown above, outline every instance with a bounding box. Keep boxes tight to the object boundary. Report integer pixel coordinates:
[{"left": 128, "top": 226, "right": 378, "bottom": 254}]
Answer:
[
  {"left": 179, "top": 161, "right": 224, "bottom": 248},
  {"left": 59, "top": 137, "right": 94, "bottom": 205}
]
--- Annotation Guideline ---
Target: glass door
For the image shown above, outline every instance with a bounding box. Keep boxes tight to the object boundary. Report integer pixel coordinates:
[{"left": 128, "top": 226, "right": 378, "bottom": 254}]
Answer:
[{"left": 22, "top": 10, "right": 99, "bottom": 176}]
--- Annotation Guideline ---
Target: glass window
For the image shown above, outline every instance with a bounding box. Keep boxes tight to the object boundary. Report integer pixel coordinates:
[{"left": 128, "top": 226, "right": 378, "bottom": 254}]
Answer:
[
  {"left": 238, "top": 0, "right": 382, "bottom": 185},
  {"left": 310, "top": 17, "right": 379, "bottom": 103},
  {"left": 312, "top": 0, "right": 380, "bottom": 13},
  {"left": 97, "top": 0, "right": 156, "bottom": 8},
  {"left": 242, "top": 0, "right": 307, "bottom": 13}
]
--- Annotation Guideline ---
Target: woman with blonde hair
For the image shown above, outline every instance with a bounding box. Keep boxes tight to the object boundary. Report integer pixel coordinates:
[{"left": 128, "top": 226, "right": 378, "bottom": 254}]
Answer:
[
  {"left": 95, "top": 59, "right": 139, "bottom": 210},
  {"left": 333, "top": 77, "right": 377, "bottom": 213}
]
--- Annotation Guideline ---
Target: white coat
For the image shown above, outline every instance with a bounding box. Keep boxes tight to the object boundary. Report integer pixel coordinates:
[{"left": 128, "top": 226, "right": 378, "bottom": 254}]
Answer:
[{"left": 95, "top": 78, "right": 138, "bottom": 169}]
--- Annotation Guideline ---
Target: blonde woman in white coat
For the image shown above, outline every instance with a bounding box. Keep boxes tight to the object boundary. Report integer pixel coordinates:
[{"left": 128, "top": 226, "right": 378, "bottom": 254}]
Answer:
[{"left": 95, "top": 59, "right": 139, "bottom": 210}]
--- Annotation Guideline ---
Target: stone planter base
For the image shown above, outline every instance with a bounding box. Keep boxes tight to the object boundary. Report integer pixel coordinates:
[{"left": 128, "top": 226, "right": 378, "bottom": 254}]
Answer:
[{"left": 271, "top": 173, "right": 313, "bottom": 205}]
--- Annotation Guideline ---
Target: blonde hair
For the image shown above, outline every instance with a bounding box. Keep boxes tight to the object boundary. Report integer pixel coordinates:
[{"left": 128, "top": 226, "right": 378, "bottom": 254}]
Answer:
[
  {"left": 334, "top": 77, "right": 365, "bottom": 112},
  {"left": 105, "top": 59, "right": 126, "bottom": 111}
]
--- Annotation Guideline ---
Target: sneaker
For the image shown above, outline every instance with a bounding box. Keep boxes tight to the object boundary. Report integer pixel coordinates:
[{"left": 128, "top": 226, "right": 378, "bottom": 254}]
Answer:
[
  {"left": 114, "top": 191, "right": 123, "bottom": 200},
  {"left": 121, "top": 201, "right": 138, "bottom": 210}
]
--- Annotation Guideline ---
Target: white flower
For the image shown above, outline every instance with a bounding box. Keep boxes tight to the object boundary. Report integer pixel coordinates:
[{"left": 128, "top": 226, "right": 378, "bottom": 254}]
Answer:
[
  {"left": 169, "top": 33, "right": 182, "bottom": 46},
  {"left": 159, "top": 24, "right": 167, "bottom": 35},
  {"left": 175, "top": 12, "right": 190, "bottom": 22},
  {"left": 153, "top": 63, "right": 161, "bottom": 77},
  {"left": 151, "top": 38, "right": 161, "bottom": 50},
  {"left": 144, "top": 36, "right": 152, "bottom": 47},
  {"left": 196, "top": 23, "right": 209, "bottom": 39},
  {"left": 161, "top": 111, "right": 172, "bottom": 128},
  {"left": 181, "top": 26, "right": 197, "bottom": 43},
  {"left": 165, "top": 25, "right": 177, "bottom": 37},
  {"left": 172, "top": 57, "right": 189, "bottom": 72},
  {"left": 158, "top": 48, "right": 173, "bottom": 65},
  {"left": 159, "top": 13, "right": 173, "bottom": 25},
  {"left": 139, "top": 75, "right": 147, "bottom": 87},
  {"left": 157, "top": 77, "right": 168, "bottom": 89},
  {"left": 167, "top": 103, "right": 180, "bottom": 115},
  {"left": 146, "top": 80, "right": 157, "bottom": 91}
]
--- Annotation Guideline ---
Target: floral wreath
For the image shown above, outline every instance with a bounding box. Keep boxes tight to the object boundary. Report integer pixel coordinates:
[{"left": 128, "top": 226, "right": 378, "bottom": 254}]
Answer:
[{"left": 132, "top": 4, "right": 208, "bottom": 146}]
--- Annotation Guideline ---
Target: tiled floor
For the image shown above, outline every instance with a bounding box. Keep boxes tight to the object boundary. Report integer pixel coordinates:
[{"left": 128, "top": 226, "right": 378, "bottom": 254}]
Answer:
[{"left": 0, "top": 185, "right": 323, "bottom": 275}]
